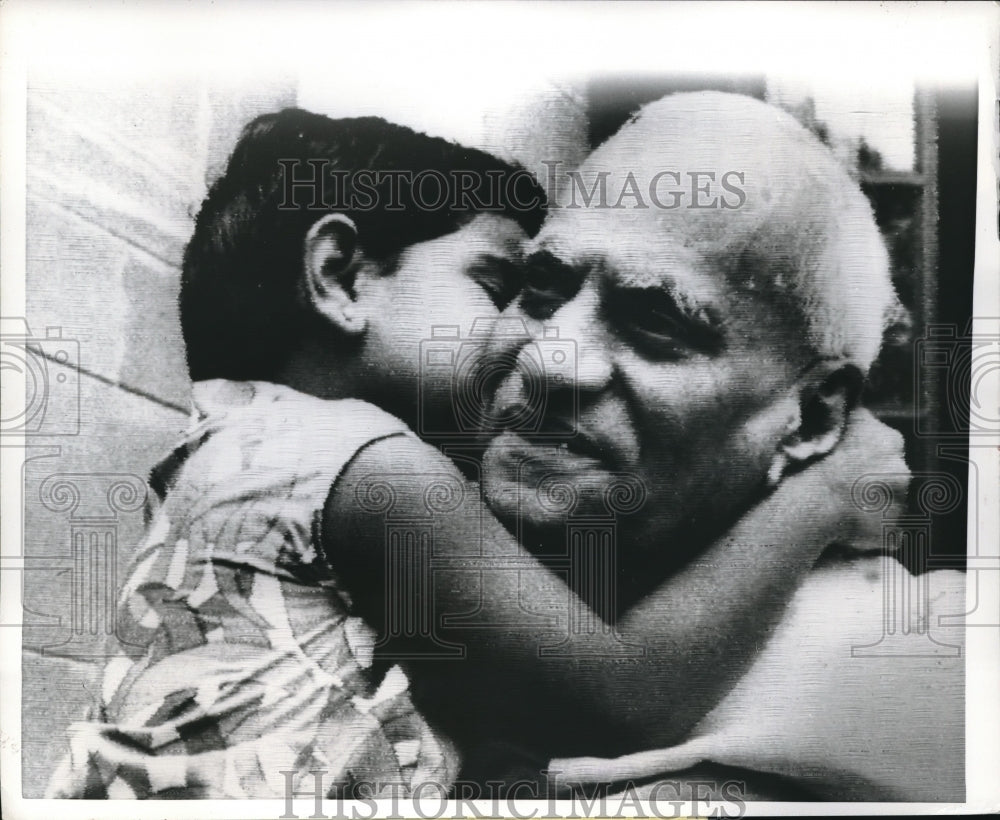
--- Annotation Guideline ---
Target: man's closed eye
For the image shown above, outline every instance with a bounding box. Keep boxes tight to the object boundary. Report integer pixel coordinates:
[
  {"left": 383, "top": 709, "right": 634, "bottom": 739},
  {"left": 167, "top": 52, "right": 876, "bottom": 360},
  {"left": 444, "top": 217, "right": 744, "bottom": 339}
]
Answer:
[
  {"left": 605, "top": 287, "right": 723, "bottom": 358},
  {"left": 519, "top": 252, "right": 583, "bottom": 320},
  {"left": 468, "top": 256, "right": 526, "bottom": 309}
]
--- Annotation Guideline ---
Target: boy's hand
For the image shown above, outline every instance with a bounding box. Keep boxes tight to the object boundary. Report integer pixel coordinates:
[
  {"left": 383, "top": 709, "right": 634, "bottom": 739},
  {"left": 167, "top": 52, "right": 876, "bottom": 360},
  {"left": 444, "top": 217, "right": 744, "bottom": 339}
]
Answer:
[{"left": 774, "top": 408, "right": 908, "bottom": 548}]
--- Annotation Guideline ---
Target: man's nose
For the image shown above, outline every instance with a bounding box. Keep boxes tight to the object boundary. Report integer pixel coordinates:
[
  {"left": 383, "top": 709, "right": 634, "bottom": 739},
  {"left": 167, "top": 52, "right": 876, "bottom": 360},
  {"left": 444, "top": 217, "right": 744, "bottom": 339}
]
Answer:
[{"left": 523, "top": 286, "right": 613, "bottom": 394}]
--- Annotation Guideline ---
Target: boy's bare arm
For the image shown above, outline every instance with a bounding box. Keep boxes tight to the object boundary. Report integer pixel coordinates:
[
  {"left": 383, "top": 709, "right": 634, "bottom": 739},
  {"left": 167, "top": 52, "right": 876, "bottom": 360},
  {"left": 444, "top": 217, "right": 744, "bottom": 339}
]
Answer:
[{"left": 326, "top": 424, "right": 883, "bottom": 752}]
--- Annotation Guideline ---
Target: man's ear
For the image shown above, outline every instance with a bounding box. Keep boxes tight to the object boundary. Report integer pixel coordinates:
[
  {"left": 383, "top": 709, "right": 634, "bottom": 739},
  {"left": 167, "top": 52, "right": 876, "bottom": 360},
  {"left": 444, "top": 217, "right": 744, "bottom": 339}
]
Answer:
[
  {"left": 767, "top": 359, "right": 863, "bottom": 486},
  {"left": 301, "top": 213, "right": 366, "bottom": 335}
]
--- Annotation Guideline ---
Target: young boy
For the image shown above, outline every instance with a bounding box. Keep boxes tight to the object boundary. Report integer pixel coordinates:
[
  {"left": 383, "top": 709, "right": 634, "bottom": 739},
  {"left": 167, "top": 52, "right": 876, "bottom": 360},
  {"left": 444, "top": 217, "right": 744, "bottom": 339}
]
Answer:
[{"left": 48, "top": 108, "right": 888, "bottom": 800}]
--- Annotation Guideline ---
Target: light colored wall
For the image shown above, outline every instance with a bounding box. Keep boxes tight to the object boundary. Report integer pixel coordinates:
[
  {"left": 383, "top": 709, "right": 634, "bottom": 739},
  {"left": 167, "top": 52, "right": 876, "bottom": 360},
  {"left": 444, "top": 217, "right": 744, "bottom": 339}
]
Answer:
[{"left": 21, "top": 80, "right": 295, "bottom": 795}]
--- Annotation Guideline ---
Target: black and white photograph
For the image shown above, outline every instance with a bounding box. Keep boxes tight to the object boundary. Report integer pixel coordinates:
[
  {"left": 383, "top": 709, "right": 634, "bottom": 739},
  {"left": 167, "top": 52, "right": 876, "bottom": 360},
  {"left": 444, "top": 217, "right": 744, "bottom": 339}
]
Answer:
[{"left": 1, "top": 2, "right": 997, "bottom": 817}]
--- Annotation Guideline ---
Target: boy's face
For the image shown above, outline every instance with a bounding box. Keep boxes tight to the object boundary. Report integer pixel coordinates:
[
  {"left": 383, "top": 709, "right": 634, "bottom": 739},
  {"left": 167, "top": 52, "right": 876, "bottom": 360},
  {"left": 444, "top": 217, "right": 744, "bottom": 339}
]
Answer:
[{"left": 360, "top": 213, "right": 531, "bottom": 437}]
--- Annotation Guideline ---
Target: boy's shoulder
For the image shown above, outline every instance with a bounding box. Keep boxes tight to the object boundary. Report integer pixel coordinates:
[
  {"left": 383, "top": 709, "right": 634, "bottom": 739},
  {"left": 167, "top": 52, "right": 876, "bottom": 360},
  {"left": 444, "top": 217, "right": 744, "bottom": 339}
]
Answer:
[
  {"left": 194, "top": 379, "right": 412, "bottom": 435},
  {"left": 151, "top": 380, "right": 417, "bottom": 500},
  {"left": 192, "top": 379, "right": 417, "bottom": 454}
]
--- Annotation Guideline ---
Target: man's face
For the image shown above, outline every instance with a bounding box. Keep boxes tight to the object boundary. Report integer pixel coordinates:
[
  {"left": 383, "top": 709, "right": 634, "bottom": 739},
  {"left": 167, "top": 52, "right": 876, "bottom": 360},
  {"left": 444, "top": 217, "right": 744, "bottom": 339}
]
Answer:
[
  {"left": 362, "top": 213, "right": 529, "bottom": 435},
  {"left": 481, "top": 150, "right": 808, "bottom": 551}
]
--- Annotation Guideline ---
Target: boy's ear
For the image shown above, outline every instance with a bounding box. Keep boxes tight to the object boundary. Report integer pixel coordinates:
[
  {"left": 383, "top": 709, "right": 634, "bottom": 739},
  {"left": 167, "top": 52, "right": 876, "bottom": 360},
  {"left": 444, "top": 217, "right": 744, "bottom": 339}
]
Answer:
[
  {"left": 302, "top": 213, "right": 366, "bottom": 335},
  {"left": 767, "top": 359, "right": 863, "bottom": 486}
]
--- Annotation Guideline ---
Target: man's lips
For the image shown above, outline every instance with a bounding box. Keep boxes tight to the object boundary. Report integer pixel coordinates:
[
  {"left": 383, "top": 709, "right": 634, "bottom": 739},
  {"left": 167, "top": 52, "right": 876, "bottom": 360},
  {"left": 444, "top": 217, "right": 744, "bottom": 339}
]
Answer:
[
  {"left": 490, "top": 407, "right": 612, "bottom": 465},
  {"left": 486, "top": 373, "right": 618, "bottom": 465}
]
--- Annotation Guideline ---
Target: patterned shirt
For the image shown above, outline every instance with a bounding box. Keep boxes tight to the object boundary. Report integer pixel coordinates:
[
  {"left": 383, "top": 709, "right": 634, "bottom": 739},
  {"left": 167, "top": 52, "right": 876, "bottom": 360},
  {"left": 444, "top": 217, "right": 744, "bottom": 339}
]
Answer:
[{"left": 48, "top": 380, "right": 459, "bottom": 798}]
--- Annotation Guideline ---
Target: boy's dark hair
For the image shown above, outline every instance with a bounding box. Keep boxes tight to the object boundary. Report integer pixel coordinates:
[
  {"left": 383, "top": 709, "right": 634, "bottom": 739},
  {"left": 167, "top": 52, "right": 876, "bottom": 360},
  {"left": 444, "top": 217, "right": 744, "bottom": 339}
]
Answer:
[{"left": 181, "top": 108, "right": 547, "bottom": 381}]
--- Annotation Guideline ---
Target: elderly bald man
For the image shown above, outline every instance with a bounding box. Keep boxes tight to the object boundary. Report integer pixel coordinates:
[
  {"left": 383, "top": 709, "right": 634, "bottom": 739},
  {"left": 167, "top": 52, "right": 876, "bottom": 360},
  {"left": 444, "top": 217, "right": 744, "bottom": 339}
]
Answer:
[{"left": 478, "top": 92, "right": 965, "bottom": 801}]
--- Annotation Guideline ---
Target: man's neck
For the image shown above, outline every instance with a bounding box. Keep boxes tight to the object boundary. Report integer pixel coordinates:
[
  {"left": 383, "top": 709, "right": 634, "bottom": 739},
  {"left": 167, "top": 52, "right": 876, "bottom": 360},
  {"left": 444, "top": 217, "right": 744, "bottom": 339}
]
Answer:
[{"left": 613, "top": 481, "right": 774, "bottom": 607}]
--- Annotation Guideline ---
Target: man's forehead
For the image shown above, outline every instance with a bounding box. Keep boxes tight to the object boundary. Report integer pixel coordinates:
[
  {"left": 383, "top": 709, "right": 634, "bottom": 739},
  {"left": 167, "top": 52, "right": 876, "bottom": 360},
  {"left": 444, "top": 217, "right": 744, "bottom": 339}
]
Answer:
[
  {"left": 532, "top": 209, "right": 728, "bottom": 308},
  {"left": 589, "top": 90, "right": 819, "bottom": 176},
  {"left": 462, "top": 212, "right": 530, "bottom": 250},
  {"left": 531, "top": 92, "right": 845, "bottom": 297}
]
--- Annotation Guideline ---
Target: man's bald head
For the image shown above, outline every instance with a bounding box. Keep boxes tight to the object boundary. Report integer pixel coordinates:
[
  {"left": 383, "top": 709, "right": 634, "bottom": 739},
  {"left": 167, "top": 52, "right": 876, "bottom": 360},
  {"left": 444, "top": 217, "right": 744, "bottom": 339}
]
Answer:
[{"left": 547, "top": 91, "right": 894, "bottom": 373}]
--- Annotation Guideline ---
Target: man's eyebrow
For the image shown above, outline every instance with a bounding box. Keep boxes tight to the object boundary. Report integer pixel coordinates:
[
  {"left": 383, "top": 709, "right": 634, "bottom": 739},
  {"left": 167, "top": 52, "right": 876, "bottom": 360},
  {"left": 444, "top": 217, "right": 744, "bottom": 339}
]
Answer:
[
  {"left": 465, "top": 253, "right": 526, "bottom": 293},
  {"left": 469, "top": 252, "right": 522, "bottom": 269},
  {"left": 602, "top": 274, "right": 725, "bottom": 350},
  {"left": 525, "top": 249, "right": 586, "bottom": 286}
]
